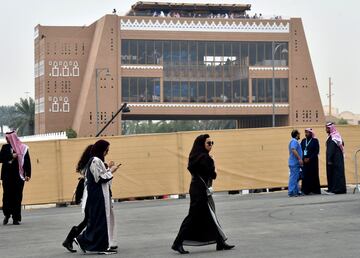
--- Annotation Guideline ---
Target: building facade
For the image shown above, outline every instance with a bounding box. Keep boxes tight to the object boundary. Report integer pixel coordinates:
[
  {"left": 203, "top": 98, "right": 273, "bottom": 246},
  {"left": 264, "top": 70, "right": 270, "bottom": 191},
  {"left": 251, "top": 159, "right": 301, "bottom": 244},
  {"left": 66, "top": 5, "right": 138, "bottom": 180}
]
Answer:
[{"left": 34, "top": 2, "right": 325, "bottom": 137}]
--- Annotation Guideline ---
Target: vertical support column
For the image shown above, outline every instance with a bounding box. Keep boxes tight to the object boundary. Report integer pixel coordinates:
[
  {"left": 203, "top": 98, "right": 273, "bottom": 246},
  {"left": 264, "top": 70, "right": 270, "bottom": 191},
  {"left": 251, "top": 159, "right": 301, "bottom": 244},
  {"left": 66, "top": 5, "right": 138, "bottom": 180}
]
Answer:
[
  {"left": 176, "top": 132, "right": 185, "bottom": 194},
  {"left": 160, "top": 77, "right": 164, "bottom": 102},
  {"left": 328, "top": 77, "right": 332, "bottom": 117},
  {"left": 55, "top": 140, "right": 64, "bottom": 203},
  {"left": 248, "top": 76, "right": 252, "bottom": 103}
]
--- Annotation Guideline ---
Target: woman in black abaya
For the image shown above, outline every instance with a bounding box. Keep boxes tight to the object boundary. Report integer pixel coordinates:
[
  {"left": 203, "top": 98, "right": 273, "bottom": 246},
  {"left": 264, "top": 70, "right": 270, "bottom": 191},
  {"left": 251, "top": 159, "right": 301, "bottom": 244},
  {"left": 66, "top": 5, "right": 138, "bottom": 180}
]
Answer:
[
  {"left": 75, "top": 140, "right": 120, "bottom": 255},
  {"left": 172, "top": 134, "right": 234, "bottom": 254}
]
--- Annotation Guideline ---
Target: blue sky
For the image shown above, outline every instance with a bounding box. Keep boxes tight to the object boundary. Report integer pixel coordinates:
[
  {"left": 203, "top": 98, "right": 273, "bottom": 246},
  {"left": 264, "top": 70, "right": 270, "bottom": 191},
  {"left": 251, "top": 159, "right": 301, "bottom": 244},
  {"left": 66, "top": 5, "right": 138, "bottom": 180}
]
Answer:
[{"left": 1, "top": 0, "right": 359, "bottom": 113}]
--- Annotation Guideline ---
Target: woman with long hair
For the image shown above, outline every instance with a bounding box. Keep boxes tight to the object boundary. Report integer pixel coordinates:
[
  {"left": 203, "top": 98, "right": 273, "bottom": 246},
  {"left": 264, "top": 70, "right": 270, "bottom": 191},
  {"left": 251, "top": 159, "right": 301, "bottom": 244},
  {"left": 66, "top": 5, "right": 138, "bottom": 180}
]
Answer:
[
  {"left": 172, "top": 134, "right": 234, "bottom": 254},
  {"left": 62, "top": 144, "right": 93, "bottom": 252},
  {"left": 75, "top": 140, "right": 120, "bottom": 255}
]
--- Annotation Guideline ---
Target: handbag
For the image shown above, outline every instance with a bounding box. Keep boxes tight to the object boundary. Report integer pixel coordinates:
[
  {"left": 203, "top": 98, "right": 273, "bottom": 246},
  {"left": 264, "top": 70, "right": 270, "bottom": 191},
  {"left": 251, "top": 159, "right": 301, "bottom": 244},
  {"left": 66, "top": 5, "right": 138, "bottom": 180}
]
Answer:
[
  {"left": 73, "top": 157, "right": 94, "bottom": 204},
  {"left": 199, "top": 176, "right": 214, "bottom": 196},
  {"left": 74, "top": 177, "right": 85, "bottom": 205}
]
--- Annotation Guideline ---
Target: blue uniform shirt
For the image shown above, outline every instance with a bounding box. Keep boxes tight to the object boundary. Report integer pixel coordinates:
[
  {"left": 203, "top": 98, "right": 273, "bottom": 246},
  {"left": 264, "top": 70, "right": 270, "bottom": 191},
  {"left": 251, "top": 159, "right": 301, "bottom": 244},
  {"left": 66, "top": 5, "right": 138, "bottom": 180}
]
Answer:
[{"left": 288, "top": 138, "right": 303, "bottom": 166}]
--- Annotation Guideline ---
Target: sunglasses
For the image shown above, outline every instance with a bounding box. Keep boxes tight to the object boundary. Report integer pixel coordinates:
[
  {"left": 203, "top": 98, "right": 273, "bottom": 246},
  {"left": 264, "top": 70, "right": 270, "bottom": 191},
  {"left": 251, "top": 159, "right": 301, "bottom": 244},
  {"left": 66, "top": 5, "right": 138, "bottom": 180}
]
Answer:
[{"left": 206, "top": 141, "right": 214, "bottom": 146}]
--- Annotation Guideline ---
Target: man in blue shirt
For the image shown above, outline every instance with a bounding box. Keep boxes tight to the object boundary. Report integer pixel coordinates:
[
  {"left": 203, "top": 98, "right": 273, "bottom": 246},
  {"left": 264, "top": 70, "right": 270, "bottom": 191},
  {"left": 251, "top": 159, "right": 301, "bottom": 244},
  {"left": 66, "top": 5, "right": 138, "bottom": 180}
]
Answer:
[{"left": 288, "top": 129, "right": 303, "bottom": 197}]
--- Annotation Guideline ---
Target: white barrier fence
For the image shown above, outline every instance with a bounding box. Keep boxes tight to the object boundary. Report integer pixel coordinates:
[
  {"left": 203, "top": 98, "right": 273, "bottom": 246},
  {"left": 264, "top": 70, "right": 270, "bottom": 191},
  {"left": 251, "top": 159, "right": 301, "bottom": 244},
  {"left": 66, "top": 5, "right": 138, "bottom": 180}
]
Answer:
[{"left": 0, "top": 131, "right": 67, "bottom": 143}]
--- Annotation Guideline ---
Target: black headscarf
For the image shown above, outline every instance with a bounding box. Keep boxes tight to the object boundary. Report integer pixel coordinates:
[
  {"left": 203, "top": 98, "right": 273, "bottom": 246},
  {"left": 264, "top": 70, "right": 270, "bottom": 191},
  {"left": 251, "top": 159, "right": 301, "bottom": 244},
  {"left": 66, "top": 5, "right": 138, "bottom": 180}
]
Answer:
[
  {"left": 188, "top": 134, "right": 210, "bottom": 172},
  {"left": 91, "top": 140, "right": 110, "bottom": 162}
]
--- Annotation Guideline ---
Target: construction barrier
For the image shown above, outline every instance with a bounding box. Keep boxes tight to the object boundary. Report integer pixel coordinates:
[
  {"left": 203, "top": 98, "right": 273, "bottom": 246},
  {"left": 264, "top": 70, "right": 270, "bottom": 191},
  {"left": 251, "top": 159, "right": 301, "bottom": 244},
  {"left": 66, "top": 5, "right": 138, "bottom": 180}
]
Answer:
[{"left": 0, "top": 125, "right": 359, "bottom": 205}]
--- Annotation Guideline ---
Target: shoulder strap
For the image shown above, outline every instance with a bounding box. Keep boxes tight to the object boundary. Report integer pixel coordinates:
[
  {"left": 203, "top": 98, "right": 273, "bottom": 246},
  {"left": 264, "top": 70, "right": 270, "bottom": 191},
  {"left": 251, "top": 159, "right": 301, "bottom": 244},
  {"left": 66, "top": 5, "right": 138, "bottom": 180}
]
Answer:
[
  {"left": 198, "top": 176, "right": 208, "bottom": 187},
  {"left": 84, "top": 157, "right": 95, "bottom": 176}
]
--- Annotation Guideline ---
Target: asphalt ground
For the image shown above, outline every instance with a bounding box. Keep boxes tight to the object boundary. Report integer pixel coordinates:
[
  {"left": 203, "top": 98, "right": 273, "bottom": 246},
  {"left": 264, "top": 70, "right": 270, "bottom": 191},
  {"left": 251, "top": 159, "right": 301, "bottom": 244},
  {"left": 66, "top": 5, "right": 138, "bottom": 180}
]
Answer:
[{"left": 0, "top": 189, "right": 359, "bottom": 258}]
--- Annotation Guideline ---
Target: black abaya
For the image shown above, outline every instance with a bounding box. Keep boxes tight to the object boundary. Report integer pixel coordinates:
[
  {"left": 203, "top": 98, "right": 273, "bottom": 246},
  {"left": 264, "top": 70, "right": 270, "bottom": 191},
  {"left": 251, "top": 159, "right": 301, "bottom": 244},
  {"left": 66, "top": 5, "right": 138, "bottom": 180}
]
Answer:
[
  {"left": 0, "top": 144, "right": 31, "bottom": 221},
  {"left": 300, "top": 137, "right": 321, "bottom": 194},
  {"left": 326, "top": 137, "right": 346, "bottom": 194},
  {"left": 174, "top": 153, "right": 227, "bottom": 246}
]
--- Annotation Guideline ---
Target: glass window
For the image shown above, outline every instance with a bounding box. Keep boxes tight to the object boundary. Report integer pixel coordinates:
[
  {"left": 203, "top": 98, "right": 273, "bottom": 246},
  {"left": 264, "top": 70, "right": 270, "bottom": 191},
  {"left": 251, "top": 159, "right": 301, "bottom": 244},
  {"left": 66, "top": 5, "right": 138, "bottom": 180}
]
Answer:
[
  {"left": 129, "top": 78, "right": 138, "bottom": 101},
  {"left": 180, "top": 41, "right": 188, "bottom": 65},
  {"left": 265, "top": 42, "right": 272, "bottom": 62},
  {"left": 266, "top": 79, "right": 273, "bottom": 103},
  {"left": 172, "top": 81, "right": 180, "bottom": 102},
  {"left": 224, "top": 42, "right": 232, "bottom": 59},
  {"left": 121, "top": 40, "right": 129, "bottom": 64},
  {"left": 280, "top": 43, "right": 288, "bottom": 66},
  {"left": 249, "top": 42, "right": 256, "bottom": 66},
  {"left": 241, "top": 79, "right": 249, "bottom": 103},
  {"left": 233, "top": 80, "right": 241, "bottom": 103},
  {"left": 189, "top": 41, "right": 197, "bottom": 65},
  {"left": 155, "top": 41, "right": 162, "bottom": 65},
  {"left": 138, "top": 77, "right": 146, "bottom": 102},
  {"left": 181, "top": 81, "right": 189, "bottom": 102},
  {"left": 257, "top": 43, "right": 265, "bottom": 65},
  {"left": 274, "top": 42, "right": 289, "bottom": 66},
  {"left": 121, "top": 77, "right": 161, "bottom": 103},
  {"left": 198, "top": 41, "right": 206, "bottom": 65},
  {"left": 190, "top": 81, "right": 197, "bottom": 102},
  {"left": 163, "top": 41, "right": 171, "bottom": 64},
  {"left": 206, "top": 63, "right": 214, "bottom": 79},
  {"left": 241, "top": 43, "right": 249, "bottom": 66},
  {"left": 130, "top": 40, "right": 138, "bottom": 64},
  {"left": 215, "top": 61, "right": 223, "bottom": 78},
  {"left": 231, "top": 42, "right": 240, "bottom": 65},
  {"left": 215, "top": 81, "right": 223, "bottom": 103},
  {"left": 280, "top": 78, "right": 289, "bottom": 102},
  {"left": 224, "top": 81, "right": 231, "bottom": 103},
  {"left": 154, "top": 79, "right": 160, "bottom": 102},
  {"left": 258, "top": 79, "right": 265, "bottom": 103},
  {"left": 172, "top": 41, "right": 180, "bottom": 65},
  {"left": 206, "top": 42, "right": 215, "bottom": 60},
  {"left": 138, "top": 40, "right": 146, "bottom": 64},
  {"left": 198, "top": 81, "right": 206, "bottom": 102},
  {"left": 146, "top": 40, "right": 155, "bottom": 64},
  {"left": 164, "top": 81, "right": 171, "bottom": 102},
  {"left": 146, "top": 78, "right": 154, "bottom": 102},
  {"left": 207, "top": 81, "right": 215, "bottom": 102},
  {"left": 214, "top": 42, "right": 223, "bottom": 64},
  {"left": 121, "top": 77, "right": 129, "bottom": 102},
  {"left": 124, "top": 39, "right": 286, "bottom": 67}
]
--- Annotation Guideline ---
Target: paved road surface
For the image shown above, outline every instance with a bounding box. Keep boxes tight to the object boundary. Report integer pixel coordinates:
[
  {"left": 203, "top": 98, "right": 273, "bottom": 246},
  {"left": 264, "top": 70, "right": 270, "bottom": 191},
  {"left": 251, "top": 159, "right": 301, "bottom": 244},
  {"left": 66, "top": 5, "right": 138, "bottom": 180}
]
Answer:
[{"left": 0, "top": 191, "right": 359, "bottom": 258}]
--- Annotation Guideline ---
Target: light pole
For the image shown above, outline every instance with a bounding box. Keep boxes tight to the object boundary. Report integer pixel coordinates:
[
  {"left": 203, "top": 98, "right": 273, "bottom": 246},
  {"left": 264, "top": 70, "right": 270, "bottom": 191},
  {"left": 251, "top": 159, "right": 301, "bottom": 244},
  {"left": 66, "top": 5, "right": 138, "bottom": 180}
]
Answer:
[
  {"left": 95, "top": 68, "right": 110, "bottom": 134},
  {"left": 272, "top": 42, "right": 288, "bottom": 127}
]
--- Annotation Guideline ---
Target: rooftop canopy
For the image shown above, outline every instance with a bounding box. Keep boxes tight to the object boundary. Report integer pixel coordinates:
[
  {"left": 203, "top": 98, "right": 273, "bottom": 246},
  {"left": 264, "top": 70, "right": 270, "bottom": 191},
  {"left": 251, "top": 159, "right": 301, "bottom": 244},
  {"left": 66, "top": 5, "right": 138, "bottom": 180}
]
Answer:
[{"left": 126, "top": 1, "right": 251, "bottom": 16}]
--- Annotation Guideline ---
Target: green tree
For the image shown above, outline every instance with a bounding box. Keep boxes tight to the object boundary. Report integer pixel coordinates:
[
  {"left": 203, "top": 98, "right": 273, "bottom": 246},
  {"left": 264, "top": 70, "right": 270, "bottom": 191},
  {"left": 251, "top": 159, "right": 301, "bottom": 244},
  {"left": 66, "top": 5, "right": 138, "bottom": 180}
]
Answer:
[
  {"left": 66, "top": 128, "right": 77, "bottom": 138},
  {"left": 121, "top": 120, "right": 237, "bottom": 135},
  {"left": 337, "top": 118, "right": 348, "bottom": 125},
  {"left": 0, "top": 105, "right": 16, "bottom": 136},
  {"left": 8, "top": 98, "right": 35, "bottom": 136}
]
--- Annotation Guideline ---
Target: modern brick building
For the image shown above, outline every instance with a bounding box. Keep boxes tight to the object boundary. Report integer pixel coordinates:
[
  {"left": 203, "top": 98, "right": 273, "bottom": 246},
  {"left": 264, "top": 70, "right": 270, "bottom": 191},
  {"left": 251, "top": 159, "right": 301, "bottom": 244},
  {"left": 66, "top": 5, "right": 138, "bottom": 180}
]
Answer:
[{"left": 34, "top": 1, "right": 324, "bottom": 137}]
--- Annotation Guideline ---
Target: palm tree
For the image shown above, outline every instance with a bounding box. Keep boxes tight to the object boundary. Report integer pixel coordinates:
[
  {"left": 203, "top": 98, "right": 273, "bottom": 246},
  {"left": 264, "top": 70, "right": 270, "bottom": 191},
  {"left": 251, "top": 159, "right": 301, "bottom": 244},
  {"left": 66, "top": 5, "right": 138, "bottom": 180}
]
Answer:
[
  {"left": 0, "top": 105, "right": 16, "bottom": 136},
  {"left": 8, "top": 98, "right": 35, "bottom": 136}
]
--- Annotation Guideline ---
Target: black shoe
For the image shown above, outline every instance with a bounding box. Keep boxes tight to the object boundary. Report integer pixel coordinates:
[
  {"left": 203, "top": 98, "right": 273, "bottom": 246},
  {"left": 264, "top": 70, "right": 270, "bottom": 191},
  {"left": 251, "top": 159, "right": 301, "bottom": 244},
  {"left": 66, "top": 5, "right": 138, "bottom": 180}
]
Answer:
[
  {"left": 13, "top": 220, "right": 20, "bottom": 225},
  {"left": 3, "top": 216, "right": 9, "bottom": 225},
  {"left": 171, "top": 243, "right": 189, "bottom": 254},
  {"left": 216, "top": 242, "right": 235, "bottom": 251},
  {"left": 109, "top": 246, "right": 118, "bottom": 250},
  {"left": 62, "top": 239, "right": 76, "bottom": 253},
  {"left": 62, "top": 226, "right": 79, "bottom": 252},
  {"left": 74, "top": 238, "right": 86, "bottom": 253}
]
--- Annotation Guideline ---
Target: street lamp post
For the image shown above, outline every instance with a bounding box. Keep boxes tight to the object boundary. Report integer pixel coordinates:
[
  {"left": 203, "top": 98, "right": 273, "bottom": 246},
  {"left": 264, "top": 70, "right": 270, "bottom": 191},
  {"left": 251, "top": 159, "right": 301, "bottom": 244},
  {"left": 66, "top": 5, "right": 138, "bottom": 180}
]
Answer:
[
  {"left": 271, "top": 42, "right": 288, "bottom": 127},
  {"left": 95, "top": 68, "right": 110, "bottom": 134}
]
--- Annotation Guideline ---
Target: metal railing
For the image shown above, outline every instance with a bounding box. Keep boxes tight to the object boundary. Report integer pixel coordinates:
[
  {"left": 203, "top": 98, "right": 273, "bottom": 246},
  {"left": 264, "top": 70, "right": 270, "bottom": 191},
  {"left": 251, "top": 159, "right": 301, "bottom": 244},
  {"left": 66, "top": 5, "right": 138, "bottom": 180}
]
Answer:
[{"left": 353, "top": 148, "right": 360, "bottom": 193}]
